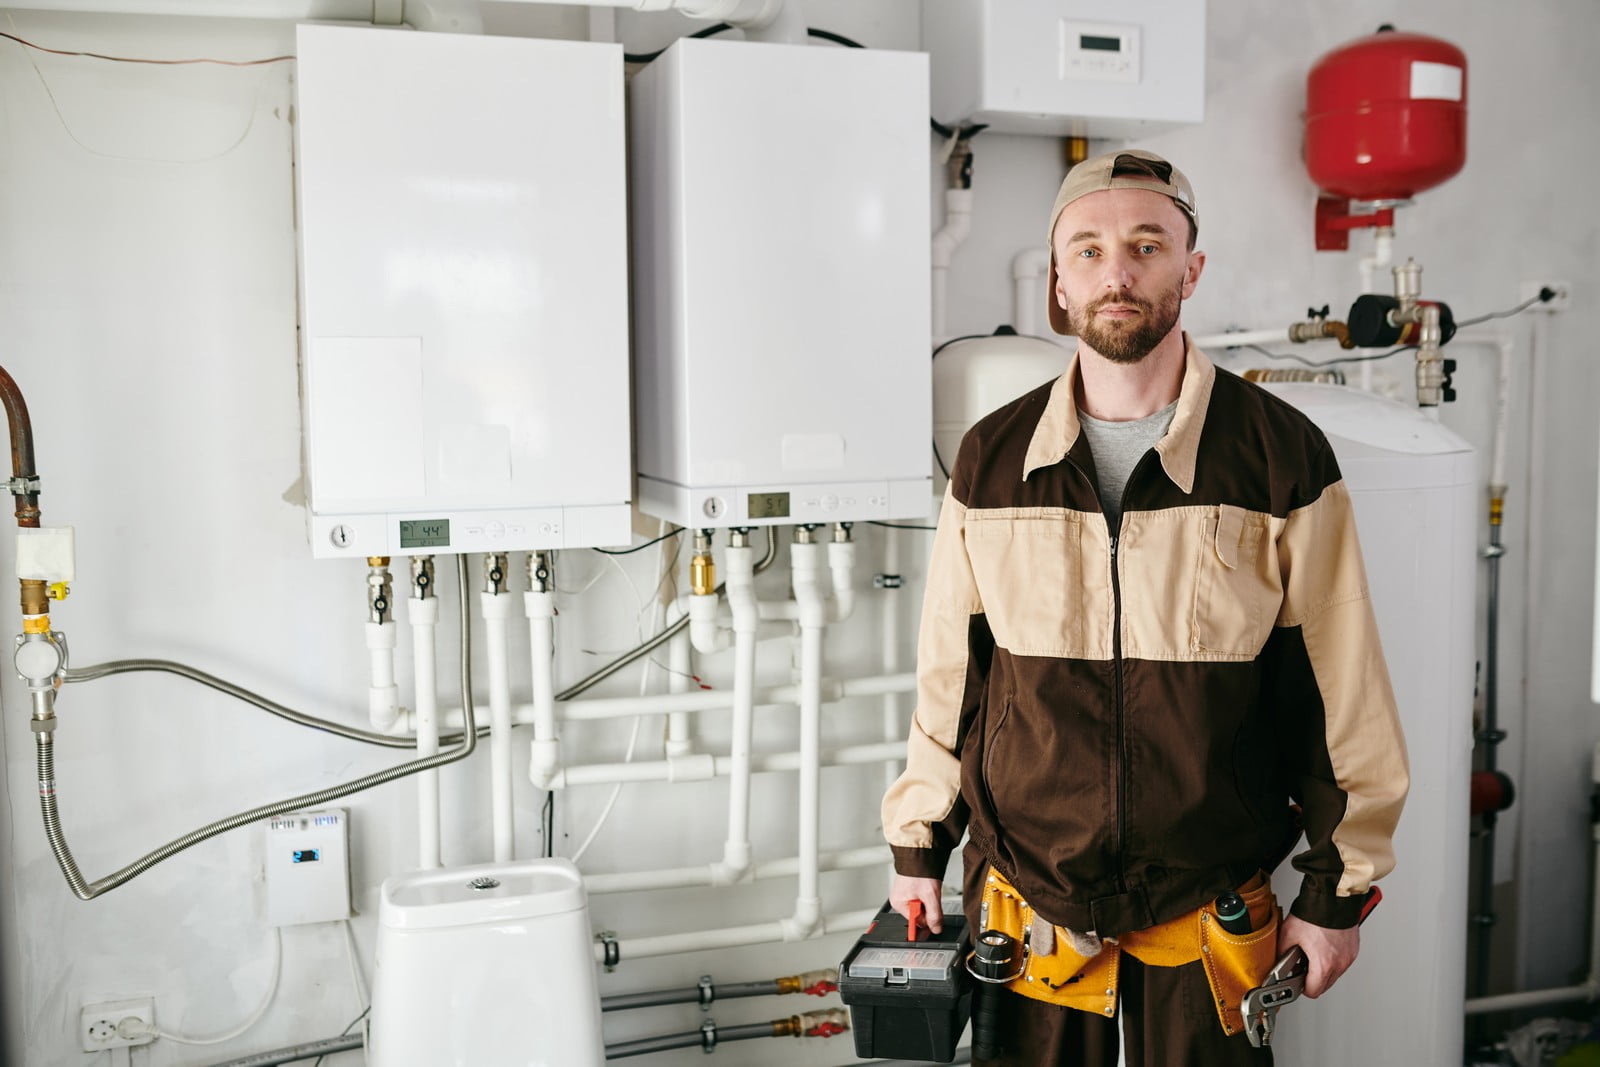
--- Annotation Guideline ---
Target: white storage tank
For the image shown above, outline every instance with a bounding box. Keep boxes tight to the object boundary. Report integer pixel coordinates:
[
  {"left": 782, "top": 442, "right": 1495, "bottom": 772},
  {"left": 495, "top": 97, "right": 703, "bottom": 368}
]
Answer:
[
  {"left": 1261, "top": 383, "right": 1474, "bottom": 1066},
  {"left": 369, "top": 859, "right": 605, "bottom": 1066}
]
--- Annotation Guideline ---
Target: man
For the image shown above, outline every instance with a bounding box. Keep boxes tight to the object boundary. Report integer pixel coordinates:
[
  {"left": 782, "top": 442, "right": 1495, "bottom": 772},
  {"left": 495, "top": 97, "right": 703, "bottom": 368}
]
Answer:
[{"left": 882, "top": 150, "right": 1409, "bottom": 1064}]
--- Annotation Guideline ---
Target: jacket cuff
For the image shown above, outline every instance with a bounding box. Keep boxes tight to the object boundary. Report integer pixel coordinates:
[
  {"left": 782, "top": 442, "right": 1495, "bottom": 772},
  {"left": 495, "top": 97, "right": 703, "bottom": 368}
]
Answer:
[
  {"left": 891, "top": 845, "right": 952, "bottom": 880},
  {"left": 1289, "top": 877, "right": 1368, "bottom": 929}
]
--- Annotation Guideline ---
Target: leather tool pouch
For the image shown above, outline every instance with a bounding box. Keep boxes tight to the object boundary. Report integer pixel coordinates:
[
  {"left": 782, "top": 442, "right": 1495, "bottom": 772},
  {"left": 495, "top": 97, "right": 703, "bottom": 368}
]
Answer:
[{"left": 1197, "top": 872, "right": 1281, "bottom": 1037}]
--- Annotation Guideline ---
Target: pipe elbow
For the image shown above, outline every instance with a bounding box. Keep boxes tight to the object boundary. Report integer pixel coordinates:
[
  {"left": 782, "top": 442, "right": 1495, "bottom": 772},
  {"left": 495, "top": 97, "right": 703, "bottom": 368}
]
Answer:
[
  {"left": 529, "top": 738, "right": 563, "bottom": 790},
  {"left": 780, "top": 898, "right": 824, "bottom": 941},
  {"left": 688, "top": 593, "right": 730, "bottom": 653},
  {"left": 369, "top": 686, "right": 402, "bottom": 730},
  {"left": 710, "top": 843, "right": 753, "bottom": 886},
  {"left": 1012, "top": 245, "right": 1051, "bottom": 281}
]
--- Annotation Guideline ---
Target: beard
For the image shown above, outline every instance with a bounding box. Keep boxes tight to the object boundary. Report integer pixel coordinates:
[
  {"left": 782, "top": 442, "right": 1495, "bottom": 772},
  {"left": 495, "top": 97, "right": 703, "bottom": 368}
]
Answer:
[{"left": 1067, "top": 281, "right": 1183, "bottom": 364}]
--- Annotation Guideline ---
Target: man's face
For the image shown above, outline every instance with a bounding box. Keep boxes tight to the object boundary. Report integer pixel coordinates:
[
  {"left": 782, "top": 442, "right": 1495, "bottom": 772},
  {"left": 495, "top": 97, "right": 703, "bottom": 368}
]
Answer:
[{"left": 1051, "top": 187, "right": 1203, "bottom": 364}]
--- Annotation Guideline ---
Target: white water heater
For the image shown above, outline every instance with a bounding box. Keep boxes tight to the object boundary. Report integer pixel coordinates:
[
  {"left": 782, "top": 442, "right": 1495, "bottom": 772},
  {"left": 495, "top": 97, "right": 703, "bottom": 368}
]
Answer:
[
  {"left": 1262, "top": 383, "right": 1474, "bottom": 1067},
  {"left": 629, "top": 38, "right": 932, "bottom": 528},
  {"left": 295, "top": 26, "right": 632, "bottom": 559}
]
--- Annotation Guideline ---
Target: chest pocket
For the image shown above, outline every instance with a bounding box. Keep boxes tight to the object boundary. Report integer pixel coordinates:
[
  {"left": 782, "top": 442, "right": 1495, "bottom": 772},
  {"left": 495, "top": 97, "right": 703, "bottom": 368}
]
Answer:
[
  {"left": 1191, "top": 504, "right": 1281, "bottom": 656},
  {"left": 965, "top": 509, "right": 1083, "bottom": 657}
]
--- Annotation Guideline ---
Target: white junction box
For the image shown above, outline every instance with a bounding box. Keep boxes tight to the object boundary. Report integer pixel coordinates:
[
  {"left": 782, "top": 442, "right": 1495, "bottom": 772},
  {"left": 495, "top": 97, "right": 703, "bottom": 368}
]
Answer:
[
  {"left": 924, "top": 0, "right": 1205, "bottom": 137},
  {"left": 295, "top": 26, "right": 632, "bottom": 558},
  {"left": 265, "top": 808, "right": 351, "bottom": 926},
  {"left": 630, "top": 39, "right": 932, "bottom": 528}
]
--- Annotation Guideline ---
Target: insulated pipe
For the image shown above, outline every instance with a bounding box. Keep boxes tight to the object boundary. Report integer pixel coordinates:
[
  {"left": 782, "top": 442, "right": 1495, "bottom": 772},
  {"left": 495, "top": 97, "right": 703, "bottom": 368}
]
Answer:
[
  {"left": 605, "top": 1011, "right": 847, "bottom": 1060},
  {"left": 713, "top": 538, "right": 759, "bottom": 884},
  {"left": 1011, "top": 246, "right": 1050, "bottom": 336},
  {"left": 526, "top": 554, "right": 559, "bottom": 793},
  {"left": 594, "top": 906, "right": 880, "bottom": 962},
  {"left": 601, "top": 969, "right": 836, "bottom": 1012},
  {"left": 410, "top": 558, "right": 442, "bottom": 870},
  {"left": 1190, "top": 328, "right": 1303, "bottom": 350},
  {"left": 482, "top": 554, "right": 515, "bottom": 862},
  {"left": 931, "top": 188, "right": 974, "bottom": 346},
  {"left": 783, "top": 528, "right": 828, "bottom": 940}
]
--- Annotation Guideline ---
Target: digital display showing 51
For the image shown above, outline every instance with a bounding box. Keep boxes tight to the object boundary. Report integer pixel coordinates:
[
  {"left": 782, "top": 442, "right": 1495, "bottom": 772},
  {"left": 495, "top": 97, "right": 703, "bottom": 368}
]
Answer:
[{"left": 400, "top": 519, "right": 450, "bottom": 549}]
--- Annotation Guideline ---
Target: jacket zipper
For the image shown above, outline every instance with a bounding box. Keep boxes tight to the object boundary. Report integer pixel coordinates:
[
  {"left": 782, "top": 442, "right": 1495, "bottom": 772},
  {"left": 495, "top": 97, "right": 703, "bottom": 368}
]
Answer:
[{"left": 1110, "top": 529, "right": 1126, "bottom": 895}]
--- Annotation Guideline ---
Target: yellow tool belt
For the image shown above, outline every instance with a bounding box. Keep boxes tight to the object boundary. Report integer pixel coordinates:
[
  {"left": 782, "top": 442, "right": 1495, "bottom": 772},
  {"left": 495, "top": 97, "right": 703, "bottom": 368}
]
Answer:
[{"left": 978, "top": 867, "right": 1281, "bottom": 1037}]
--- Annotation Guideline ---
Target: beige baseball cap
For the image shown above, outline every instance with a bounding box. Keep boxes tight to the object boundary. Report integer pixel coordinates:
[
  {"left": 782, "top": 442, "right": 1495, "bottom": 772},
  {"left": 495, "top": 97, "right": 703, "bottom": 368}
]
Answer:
[{"left": 1045, "top": 149, "right": 1198, "bottom": 335}]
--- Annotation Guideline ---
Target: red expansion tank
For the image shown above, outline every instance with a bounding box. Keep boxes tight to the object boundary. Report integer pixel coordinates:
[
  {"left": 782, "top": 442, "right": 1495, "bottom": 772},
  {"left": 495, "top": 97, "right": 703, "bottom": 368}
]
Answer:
[{"left": 1305, "top": 26, "right": 1467, "bottom": 201}]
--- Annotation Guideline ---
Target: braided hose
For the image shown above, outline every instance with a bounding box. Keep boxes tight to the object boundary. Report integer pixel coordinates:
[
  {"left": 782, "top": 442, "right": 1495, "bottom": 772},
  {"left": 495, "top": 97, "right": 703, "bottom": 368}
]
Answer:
[{"left": 38, "top": 555, "right": 479, "bottom": 901}]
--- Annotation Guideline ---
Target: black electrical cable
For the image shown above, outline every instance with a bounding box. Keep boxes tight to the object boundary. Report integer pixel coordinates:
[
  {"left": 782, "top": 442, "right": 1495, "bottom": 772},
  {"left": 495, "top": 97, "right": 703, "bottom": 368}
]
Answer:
[
  {"left": 868, "top": 520, "right": 938, "bottom": 532},
  {"left": 541, "top": 791, "right": 556, "bottom": 859},
  {"left": 806, "top": 27, "right": 863, "bottom": 48},
  {"left": 1243, "top": 343, "right": 1415, "bottom": 368},
  {"left": 623, "top": 21, "right": 732, "bottom": 63},
  {"left": 593, "top": 526, "right": 684, "bottom": 556}
]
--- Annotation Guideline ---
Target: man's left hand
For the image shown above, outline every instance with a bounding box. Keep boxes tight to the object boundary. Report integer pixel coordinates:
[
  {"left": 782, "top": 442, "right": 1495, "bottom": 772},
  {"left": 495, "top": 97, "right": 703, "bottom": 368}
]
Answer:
[{"left": 1277, "top": 914, "right": 1359, "bottom": 998}]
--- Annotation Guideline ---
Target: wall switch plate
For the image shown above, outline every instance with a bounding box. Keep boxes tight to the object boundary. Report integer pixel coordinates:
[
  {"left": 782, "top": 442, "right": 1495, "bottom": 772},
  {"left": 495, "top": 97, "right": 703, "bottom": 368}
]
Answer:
[
  {"left": 265, "top": 807, "right": 352, "bottom": 926},
  {"left": 81, "top": 997, "right": 154, "bottom": 1051}
]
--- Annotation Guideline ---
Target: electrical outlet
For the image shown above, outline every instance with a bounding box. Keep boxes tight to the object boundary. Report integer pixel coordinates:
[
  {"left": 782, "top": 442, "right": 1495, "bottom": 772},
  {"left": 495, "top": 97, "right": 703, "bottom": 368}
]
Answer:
[
  {"left": 1521, "top": 279, "right": 1571, "bottom": 312},
  {"left": 80, "top": 997, "right": 155, "bottom": 1051}
]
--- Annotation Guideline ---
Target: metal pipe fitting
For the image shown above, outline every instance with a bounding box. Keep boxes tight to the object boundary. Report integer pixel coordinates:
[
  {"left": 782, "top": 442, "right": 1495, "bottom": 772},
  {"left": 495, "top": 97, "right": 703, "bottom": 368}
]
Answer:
[
  {"left": 832, "top": 522, "right": 853, "bottom": 545},
  {"left": 691, "top": 530, "right": 716, "bottom": 596},
  {"left": 366, "top": 557, "right": 393, "bottom": 623},
  {"left": 1392, "top": 258, "right": 1422, "bottom": 310},
  {"left": 528, "top": 550, "right": 554, "bottom": 594},
  {"left": 483, "top": 553, "right": 509, "bottom": 595},
  {"left": 794, "top": 525, "right": 817, "bottom": 546},
  {"left": 729, "top": 527, "right": 750, "bottom": 550},
  {"left": 410, "top": 555, "right": 435, "bottom": 600},
  {"left": 0, "top": 364, "right": 40, "bottom": 528}
]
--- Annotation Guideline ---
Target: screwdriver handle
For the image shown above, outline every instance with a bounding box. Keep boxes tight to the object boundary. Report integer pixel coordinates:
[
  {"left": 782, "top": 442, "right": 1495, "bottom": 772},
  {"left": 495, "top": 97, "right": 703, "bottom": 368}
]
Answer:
[{"left": 906, "top": 899, "right": 924, "bottom": 941}]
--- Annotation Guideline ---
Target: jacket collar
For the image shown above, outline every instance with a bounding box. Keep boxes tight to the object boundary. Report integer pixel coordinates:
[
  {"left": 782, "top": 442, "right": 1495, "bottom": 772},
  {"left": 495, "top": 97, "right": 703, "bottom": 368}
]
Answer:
[{"left": 1021, "top": 335, "right": 1216, "bottom": 495}]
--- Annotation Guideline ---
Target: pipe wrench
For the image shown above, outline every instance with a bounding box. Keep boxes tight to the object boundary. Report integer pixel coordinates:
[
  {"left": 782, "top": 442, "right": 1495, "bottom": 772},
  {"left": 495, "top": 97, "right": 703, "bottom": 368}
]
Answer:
[{"left": 1242, "top": 886, "right": 1382, "bottom": 1048}]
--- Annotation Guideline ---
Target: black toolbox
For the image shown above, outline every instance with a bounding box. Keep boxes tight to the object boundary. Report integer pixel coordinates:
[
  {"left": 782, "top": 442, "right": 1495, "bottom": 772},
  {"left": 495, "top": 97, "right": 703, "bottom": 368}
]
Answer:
[{"left": 838, "top": 902, "right": 971, "bottom": 1062}]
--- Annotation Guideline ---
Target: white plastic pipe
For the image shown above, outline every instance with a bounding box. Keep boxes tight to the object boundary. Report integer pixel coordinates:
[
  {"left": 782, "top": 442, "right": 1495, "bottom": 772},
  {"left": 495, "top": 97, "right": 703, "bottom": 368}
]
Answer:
[
  {"left": 592, "top": 907, "right": 880, "bottom": 963},
  {"left": 712, "top": 544, "right": 759, "bottom": 884},
  {"left": 931, "top": 187, "right": 974, "bottom": 346},
  {"left": 409, "top": 671, "right": 917, "bottom": 730},
  {"left": 1359, "top": 227, "right": 1395, "bottom": 298},
  {"left": 585, "top": 844, "right": 888, "bottom": 895},
  {"left": 482, "top": 587, "right": 516, "bottom": 862},
  {"left": 1190, "top": 328, "right": 1299, "bottom": 350},
  {"left": 4, "top": 0, "right": 368, "bottom": 15},
  {"left": 546, "top": 740, "right": 907, "bottom": 789},
  {"left": 665, "top": 629, "right": 695, "bottom": 758},
  {"left": 366, "top": 621, "right": 401, "bottom": 730},
  {"left": 826, "top": 539, "right": 855, "bottom": 622},
  {"left": 526, "top": 588, "right": 560, "bottom": 794},
  {"left": 409, "top": 595, "right": 442, "bottom": 870},
  {"left": 1489, "top": 334, "right": 1514, "bottom": 492},
  {"left": 880, "top": 525, "right": 904, "bottom": 792},
  {"left": 782, "top": 542, "right": 829, "bottom": 940},
  {"left": 687, "top": 593, "right": 730, "bottom": 653},
  {"left": 1012, "top": 246, "right": 1050, "bottom": 337}
]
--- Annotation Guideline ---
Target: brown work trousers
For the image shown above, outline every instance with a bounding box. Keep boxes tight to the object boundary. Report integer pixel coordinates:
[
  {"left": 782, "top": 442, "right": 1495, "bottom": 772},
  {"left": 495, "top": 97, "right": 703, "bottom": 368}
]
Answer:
[{"left": 971, "top": 955, "right": 1275, "bottom": 1067}]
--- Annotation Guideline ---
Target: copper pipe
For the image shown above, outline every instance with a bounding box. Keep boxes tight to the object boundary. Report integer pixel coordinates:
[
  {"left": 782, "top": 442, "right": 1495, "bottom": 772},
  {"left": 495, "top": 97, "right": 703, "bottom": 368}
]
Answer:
[{"left": 0, "top": 364, "right": 39, "bottom": 527}]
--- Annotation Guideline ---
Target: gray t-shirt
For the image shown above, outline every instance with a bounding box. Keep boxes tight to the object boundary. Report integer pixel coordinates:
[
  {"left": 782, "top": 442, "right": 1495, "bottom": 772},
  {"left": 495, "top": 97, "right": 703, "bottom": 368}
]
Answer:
[{"left": 1077, "top": 400, "right": 1178, "bottom": 530}]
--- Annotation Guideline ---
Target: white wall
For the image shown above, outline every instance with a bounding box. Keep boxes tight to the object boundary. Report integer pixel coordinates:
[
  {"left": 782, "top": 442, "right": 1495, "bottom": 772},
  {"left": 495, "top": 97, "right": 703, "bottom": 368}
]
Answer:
[{"left": 0, "top": 2, "right": 1595, "bottom": 1065}]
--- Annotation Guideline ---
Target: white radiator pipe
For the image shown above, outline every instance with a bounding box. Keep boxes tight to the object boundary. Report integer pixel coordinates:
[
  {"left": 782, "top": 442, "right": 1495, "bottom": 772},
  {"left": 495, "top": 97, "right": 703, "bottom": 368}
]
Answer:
[
  {"left": 366, "top": 621, "right": 401, "bottom": 730},
  {"left": 409, "top": 595, "right": 442, "bottom": 870},
  {"left": 931, "top": 187, "right": 974, "bottom": 347},
  {"left": 665, "top": 628, "right": 696, "bottom": 758},
  {"left": 880, "top": 525, "right": 905, "bottom": 792},
  {"left": 782, "top": 538, "right": 829, "bottom": 940},
  {"left": 544, "top": 741, "right": 906, "bottom": 790},
  {"left": 593, "top": 907, "right": 881, "bottom": 963},
  {"left": 586, "top": 845, "right": 888, "bottom": 895},
  {"left": 482, "top": 586, "right": 515, "bottom": 862},
  {"left": 1012, "top": 246, "right": 1050, "bottom": 337},
  {"left": 526, "top": 588, "right": 558, "bottom": 792},
  {"left": 712, "top": 543, "right": 760, "bottom": 885}
]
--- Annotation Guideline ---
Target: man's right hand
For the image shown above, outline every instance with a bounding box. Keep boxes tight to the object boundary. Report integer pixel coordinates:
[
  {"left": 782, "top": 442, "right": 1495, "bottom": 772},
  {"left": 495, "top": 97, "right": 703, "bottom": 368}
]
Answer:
[{"left": 890, "top": 874, "right": 946, "bottom": 934}]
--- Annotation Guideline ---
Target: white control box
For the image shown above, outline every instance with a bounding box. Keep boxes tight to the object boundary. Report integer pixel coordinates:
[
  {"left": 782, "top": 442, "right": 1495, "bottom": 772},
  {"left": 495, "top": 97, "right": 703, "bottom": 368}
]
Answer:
[
  {"left": 265, "top": 808, "right": 351, "bottom": 926},
  {"left": 924, "top": 0, "right": 1205, "bottom": 137},
  {"left": 630, "top": 39, "right": 932, "bottom": 527},
  {"left": 295, "top": 26, "right": 633, "bottom": 557}
]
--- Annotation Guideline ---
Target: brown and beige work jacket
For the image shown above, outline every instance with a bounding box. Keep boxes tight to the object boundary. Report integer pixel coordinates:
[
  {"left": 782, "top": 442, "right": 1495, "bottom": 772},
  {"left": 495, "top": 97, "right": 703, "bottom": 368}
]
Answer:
[{"left": 882, "top": 341, "right": 1409, "bottom": 937}]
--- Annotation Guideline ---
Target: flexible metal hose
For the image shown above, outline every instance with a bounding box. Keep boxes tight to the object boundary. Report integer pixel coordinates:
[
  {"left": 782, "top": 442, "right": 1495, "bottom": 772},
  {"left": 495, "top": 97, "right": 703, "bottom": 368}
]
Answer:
[
  {"left": 63, "top": 659, "right": 417, "bottom": 749},
  {"left": 38, "top": 555, "right": 479, "bottom": 901}
]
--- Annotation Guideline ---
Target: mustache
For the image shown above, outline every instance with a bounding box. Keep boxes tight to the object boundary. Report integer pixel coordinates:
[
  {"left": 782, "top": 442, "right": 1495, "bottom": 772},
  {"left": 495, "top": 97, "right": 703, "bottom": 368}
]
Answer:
[{"left": 1090, "top": 291, "right": 1152, "bottom": 313}]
